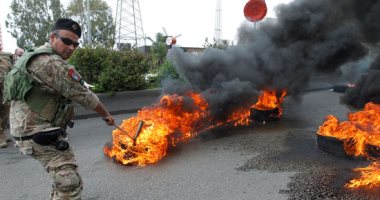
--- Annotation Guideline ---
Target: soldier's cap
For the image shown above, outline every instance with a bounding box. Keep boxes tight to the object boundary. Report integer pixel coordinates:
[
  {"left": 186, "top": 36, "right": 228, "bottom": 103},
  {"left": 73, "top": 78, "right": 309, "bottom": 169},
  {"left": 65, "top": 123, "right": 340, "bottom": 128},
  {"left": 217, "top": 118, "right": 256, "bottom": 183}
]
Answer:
[{"left": 52, "top": 18, "right": 81, "bottom": 38}]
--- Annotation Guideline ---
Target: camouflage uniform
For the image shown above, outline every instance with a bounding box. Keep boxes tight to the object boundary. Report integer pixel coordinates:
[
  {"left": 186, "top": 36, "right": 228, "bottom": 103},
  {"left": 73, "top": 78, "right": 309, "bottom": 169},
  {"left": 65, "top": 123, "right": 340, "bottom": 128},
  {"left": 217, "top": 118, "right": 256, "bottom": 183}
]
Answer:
[
  {"left": 9, "top": 43, "right": 100, "bottom": 200},
  {"left": 0, "top": 56, "right": 12, "bottom": 148}
]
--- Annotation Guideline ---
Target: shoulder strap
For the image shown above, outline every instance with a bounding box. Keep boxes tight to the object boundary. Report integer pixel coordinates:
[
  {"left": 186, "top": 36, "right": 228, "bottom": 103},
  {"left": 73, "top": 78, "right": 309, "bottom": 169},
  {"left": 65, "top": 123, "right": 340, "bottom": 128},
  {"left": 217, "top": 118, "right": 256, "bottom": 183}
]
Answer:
[{"left": 15, "top": 47, "right": 55, "bottom": 72}]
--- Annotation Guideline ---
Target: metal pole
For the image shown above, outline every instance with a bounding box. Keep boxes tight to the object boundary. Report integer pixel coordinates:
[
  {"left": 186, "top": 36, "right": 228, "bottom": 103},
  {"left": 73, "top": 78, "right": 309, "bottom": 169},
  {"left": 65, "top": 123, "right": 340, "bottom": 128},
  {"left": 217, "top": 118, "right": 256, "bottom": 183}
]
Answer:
[
  {"left": 86, "top": 0, "right": 92, "bottom": 44},
  {"left": 132, "top": 0, "right": 138, "bottom": 47}
]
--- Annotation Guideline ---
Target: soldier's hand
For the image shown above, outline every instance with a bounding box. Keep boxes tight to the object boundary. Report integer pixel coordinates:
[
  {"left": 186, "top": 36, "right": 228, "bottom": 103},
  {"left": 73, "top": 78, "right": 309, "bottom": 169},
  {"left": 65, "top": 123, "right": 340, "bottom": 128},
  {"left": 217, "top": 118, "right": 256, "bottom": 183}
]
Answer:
[{"left": 103, "top": 116, "right": 115, "bottom": 126}]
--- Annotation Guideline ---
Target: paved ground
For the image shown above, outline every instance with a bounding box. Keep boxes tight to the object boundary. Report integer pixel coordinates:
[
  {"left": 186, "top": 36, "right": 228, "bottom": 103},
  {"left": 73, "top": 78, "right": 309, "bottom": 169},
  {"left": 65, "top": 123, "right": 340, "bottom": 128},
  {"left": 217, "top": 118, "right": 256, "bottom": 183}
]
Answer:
[{"left": 1, "top": 74, "right": 379, "bottom": 200}]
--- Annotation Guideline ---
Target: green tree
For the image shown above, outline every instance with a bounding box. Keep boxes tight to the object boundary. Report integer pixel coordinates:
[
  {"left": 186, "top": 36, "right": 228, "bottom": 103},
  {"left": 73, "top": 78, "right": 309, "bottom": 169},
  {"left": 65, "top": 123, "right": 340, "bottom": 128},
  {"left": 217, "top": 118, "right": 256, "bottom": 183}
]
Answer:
[
  {"left": 146, "top": 32, "right": 168, "bottom": 70},
  {"left": 6, "top": 0, "right": 65, "bottom": 48},
  {"left": 66, "top": 0, "right": 115, "bottom": 48}
]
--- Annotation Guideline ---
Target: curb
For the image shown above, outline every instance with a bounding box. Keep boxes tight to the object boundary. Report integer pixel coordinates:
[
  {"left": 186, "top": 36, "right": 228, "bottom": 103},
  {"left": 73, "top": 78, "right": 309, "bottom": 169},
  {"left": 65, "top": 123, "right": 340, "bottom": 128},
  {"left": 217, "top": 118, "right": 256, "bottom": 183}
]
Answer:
[
  {"left": 74, "top": 88, "right": 162, "bottom": 119},
  {"left": 73, "top": 77, "right": 342, "bottom": 120}
]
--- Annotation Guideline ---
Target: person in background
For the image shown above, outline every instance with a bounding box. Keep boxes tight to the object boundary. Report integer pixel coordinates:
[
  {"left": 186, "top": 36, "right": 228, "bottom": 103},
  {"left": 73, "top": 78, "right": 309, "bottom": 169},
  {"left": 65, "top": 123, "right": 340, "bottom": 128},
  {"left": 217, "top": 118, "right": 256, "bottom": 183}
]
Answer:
[
  {"left": 0, "top": 55, "right": 12, "bottom": 148},
  {"left": 13, "top": 47, "right": 25, "bottom": 64},
  {"left": 3, "top": 18, "right": 115, "bottom": 199}
]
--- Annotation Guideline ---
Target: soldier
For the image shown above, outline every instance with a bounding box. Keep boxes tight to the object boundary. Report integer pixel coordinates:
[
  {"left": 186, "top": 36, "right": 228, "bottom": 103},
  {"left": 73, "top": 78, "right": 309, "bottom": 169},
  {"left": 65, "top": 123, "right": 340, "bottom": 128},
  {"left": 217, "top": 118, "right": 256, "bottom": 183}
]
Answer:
[
  {"left": 0, "top": 55, "right": 12, "bottom": 148},
  {"left": 3, "top": 18, "right": 115, "bottom": 199}
]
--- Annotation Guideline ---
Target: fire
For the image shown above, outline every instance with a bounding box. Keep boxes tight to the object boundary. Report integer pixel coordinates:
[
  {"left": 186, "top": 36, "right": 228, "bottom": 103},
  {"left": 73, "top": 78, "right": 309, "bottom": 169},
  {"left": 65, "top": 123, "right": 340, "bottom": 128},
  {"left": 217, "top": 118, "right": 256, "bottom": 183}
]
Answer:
[
  {"left": 318, "top": 102, "right": 380, "bottom": 157},
  {"left": 318, "top": 102, "right": 380, "bottom": 188},
  {"left": 104, "top": 90, "right": 287, "bottom": 166},
  {"left": 346, "top": 162, "right": 380, "bottom": 189},
  {"left": 252, "top": 89, "right": 287, "bottom": 116},
  {"left": 104, "top": 92, "right": 212, "bottom": 166}
]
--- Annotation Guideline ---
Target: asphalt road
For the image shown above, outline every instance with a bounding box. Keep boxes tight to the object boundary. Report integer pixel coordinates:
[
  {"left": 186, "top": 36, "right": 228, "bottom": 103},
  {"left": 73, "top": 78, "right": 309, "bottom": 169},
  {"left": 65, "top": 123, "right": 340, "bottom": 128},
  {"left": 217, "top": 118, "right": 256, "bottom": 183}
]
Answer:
[{"left": 1, "top": 89, "right": 379, "bottom": 200}]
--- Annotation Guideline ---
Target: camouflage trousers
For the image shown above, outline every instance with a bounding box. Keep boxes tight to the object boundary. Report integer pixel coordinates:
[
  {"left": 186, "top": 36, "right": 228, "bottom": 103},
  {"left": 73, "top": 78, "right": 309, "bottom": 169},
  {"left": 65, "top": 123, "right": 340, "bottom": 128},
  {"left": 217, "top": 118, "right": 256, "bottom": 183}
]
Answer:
[
  {"left": 0, "top": 103, "right": 9, "bottom": 141},
  {"left": 18, "top": 140, "right": 83, "bottom": 200}
]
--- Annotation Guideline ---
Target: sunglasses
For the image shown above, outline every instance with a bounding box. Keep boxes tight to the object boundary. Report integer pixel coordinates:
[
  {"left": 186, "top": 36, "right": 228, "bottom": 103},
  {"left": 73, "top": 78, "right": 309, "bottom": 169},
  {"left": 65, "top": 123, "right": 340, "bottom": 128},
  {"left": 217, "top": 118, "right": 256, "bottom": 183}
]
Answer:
[{"left": 54, "top": 33, "right": 80, "bottom": 48}]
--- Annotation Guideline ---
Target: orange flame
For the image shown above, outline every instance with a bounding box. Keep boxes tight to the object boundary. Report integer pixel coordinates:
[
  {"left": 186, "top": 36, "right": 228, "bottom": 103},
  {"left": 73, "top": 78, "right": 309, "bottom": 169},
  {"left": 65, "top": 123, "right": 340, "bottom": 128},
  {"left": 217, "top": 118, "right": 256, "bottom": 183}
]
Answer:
[
  {"left": 104, "top": 90, "right": 287, "bottom": 166},
  {"left": 346, "top": 162, "right": 380, "bottom": 189},
  {"left": 104, "top": 92, "right": 212, "bottom": 166},
  {"left": 252, "top": 90, "right": 287, "bottom": 116},
  {"left": 318, "top": 102, "right": 380, "bottom": 188}
]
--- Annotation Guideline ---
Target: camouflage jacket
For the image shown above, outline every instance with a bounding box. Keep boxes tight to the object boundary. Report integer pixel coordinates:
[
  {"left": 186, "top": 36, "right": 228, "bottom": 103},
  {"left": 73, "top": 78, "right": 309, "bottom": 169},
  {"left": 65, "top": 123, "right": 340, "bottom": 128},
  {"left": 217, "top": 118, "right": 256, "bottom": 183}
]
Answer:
[
  {"left": 10, "top": 43, "right": 100, "bottom": 137},
  {"left": 0, "top": 56, "right": 12, "bottom": 99}
]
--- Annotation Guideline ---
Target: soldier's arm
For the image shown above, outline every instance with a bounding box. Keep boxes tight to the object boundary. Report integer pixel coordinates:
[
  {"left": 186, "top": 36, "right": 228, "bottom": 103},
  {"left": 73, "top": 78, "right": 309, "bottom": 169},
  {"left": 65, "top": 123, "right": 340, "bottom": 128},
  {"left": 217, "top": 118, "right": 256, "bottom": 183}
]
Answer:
[
  {"left": 95, "top": 102, "right": 115, "bottom": 125},
  {"left": 31, "top": 58, "right": 114, "bottom": 125}
]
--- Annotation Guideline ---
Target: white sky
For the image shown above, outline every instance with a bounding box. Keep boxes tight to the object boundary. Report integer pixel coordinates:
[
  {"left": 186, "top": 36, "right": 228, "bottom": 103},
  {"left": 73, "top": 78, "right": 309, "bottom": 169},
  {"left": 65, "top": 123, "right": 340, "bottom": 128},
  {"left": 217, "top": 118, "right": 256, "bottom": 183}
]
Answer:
[{"left": 1, "top": 0, "right": 292, "bottom": 53}]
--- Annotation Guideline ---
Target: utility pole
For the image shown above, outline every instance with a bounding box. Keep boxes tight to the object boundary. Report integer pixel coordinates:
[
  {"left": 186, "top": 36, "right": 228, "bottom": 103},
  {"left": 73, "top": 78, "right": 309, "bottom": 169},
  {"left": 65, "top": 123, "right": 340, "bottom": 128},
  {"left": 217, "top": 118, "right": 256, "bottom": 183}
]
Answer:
[
  {"left": 214, "top": 0, "right": 222, "bottom": 44},
  {"left": 114, "top": 0, "right": 145, "bottom": 50},
  {"left": 86, "top": 0, "right": 92, "bottom": 45}
]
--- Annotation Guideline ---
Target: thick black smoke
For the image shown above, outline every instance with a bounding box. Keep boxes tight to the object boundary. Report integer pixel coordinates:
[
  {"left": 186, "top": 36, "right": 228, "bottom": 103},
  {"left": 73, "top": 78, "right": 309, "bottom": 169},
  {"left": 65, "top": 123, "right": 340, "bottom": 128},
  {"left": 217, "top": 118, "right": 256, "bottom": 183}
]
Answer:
[
  {"left": 163, "top": 0, "right": 380, "bottom": 119},
  {"left": 339, "top": 0, "right": 380, "bottom": 109},
  {"left": 341, "top": 55, "right": 380, "bottom": 108},
  {"left": 339, "top": 54, "right": 374, "bottom": 84},
  {"left": 370, "top": 55, "right": 380, "bottom": 71}
]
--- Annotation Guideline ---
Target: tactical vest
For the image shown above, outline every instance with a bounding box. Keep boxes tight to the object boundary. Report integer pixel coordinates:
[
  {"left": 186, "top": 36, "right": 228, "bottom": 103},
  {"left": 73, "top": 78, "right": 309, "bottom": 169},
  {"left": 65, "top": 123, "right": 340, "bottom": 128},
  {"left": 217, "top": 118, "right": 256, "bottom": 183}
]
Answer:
[{"left": 3, "top": 47, "right": 74, "bottom": 129}]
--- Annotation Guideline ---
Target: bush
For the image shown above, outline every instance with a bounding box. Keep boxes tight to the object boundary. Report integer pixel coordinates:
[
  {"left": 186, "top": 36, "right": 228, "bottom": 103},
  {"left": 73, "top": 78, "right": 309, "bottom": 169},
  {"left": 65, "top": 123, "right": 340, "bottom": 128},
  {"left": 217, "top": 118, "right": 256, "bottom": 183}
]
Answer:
[
  {"left": 68, "top": 46, "right": 150, "bottom": 94},
  {"left": 98, "top": 50, "right": 149, "bottom": 94},
  {"left": 68, "top": 46, "right": 110, "bottom": 83},
  {"left": 155, "top": 59, "right": 180, "bottom": 83}
]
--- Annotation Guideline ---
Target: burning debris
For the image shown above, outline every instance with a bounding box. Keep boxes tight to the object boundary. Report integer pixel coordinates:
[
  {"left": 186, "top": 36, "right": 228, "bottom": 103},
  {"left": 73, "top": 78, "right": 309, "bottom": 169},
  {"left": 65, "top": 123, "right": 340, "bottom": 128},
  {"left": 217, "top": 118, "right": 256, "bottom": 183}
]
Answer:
[
  {"left": 104, "top": 90, "right": 287, "bottom": 166},
  {"left": 317, "top": 102, "right": 380, "bottom": 188},
  {"left": 104, "top": 92, "right": 211, "bottom": 166}
]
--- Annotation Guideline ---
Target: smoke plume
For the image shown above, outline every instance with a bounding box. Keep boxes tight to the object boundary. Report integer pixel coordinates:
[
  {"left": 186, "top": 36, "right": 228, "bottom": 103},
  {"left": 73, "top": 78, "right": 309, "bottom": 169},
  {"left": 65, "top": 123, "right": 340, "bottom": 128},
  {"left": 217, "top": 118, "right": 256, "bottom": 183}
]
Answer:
[
  {"left": 341, "top": 55, "right": 380, "bottom": 108},
  {"left": 164, "top": 0, "right": 380, "bottom": 118}
]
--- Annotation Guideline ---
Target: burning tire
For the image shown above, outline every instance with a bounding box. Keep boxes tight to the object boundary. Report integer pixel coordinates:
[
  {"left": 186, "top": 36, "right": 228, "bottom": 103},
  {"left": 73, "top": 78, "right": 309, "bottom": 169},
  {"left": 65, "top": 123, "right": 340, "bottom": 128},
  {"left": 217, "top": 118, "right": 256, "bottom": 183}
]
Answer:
[
  {"left": 250, "top": 107, "right": 280, "bottom": 122},
  {"left": 317, "top": 103, "right": 380, "bottom": 160},
  {"left": 316, "top": 134, "right": 380, "bottom": 160},
  {"left": 331, "top": 84, "right": 355, "bottom": 93},
  {"left": 250, "top": 89, "right": 287, "bottom": 122},
  {"left": 365, "top": 144, "right": 380, "bottom": 160},
  {"left": 316, "top": 134, "right": 351, "bottom": 158},
  {"left": 332, "top": 85, "right": 348, "bottom": 93}
]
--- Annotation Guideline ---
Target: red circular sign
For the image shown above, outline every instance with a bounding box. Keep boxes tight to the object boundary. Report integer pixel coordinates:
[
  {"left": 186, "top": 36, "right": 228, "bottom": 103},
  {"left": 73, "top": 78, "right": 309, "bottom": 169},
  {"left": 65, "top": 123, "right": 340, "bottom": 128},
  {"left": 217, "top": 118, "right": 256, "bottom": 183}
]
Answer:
[{"left": 244, "top": 0, "right": 267, "bottom": 22}]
